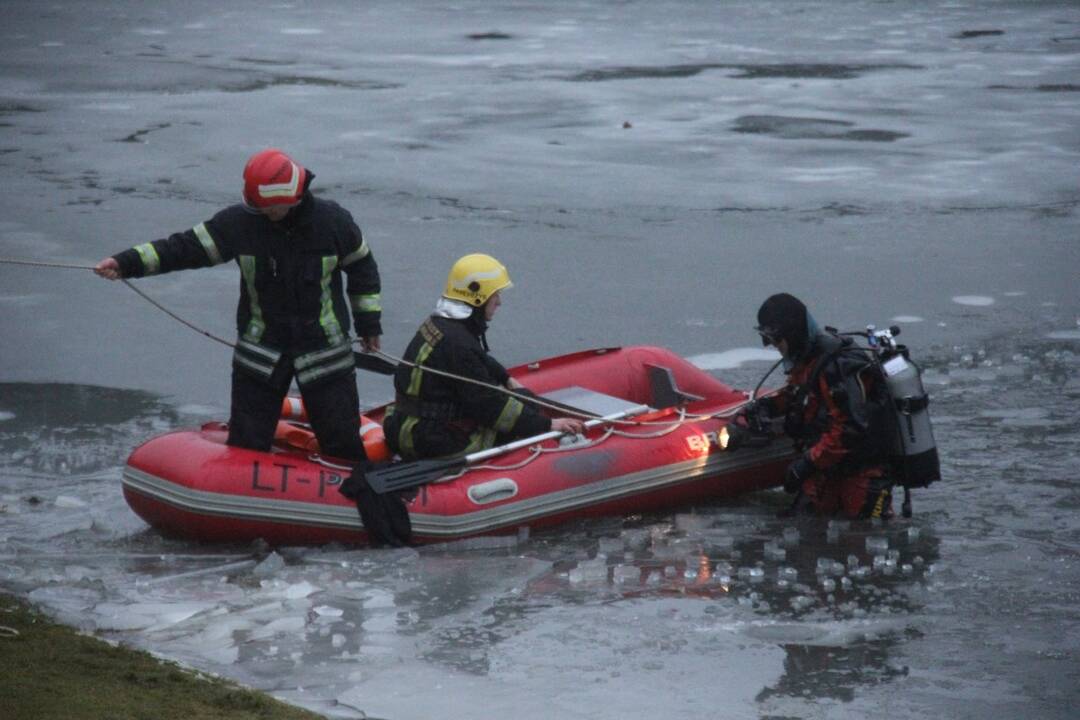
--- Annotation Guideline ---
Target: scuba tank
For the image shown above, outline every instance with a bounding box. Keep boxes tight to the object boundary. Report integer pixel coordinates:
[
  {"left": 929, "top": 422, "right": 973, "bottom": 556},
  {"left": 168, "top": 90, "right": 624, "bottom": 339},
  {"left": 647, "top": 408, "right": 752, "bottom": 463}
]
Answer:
[
  {"left": 860, "top": 325, "right": 941, "bottom": 518},
  {"left": 877, "top": 343, "right": 941, "bottom": 488}
]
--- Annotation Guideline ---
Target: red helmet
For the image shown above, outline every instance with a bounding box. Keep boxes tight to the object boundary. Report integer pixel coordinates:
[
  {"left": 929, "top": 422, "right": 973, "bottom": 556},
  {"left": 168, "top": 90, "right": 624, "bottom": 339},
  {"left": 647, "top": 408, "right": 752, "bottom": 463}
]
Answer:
[{"left": 242, "top": 149, "right": 307, "bottom": 210}]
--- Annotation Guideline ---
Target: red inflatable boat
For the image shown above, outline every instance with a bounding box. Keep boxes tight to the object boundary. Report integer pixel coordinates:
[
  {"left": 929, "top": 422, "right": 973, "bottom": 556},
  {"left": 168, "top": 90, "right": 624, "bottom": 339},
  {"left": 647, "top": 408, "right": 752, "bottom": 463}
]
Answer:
[{"left": 122, "top": 346, "right": 793, "bottom": 546}]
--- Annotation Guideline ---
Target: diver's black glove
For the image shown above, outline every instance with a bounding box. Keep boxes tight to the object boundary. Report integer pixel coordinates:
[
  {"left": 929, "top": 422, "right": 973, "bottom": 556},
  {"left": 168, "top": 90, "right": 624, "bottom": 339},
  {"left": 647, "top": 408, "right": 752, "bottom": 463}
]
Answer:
[
  {"left": 339, "top": 462, "right": 412, "bottom": 547},
  {"left": 783, "top": 455, "right": 815, "bottom": 494}
]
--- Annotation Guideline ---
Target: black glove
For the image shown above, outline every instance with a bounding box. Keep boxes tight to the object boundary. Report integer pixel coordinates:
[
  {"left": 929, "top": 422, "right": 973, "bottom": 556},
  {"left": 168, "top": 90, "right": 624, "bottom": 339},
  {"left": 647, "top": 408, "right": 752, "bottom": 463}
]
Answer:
[
  {"left": 783, "top": 455, "right": 814, "bottom": 494},
  {"left": 339, "top": 462, "right": 412, "bottom": 548}
]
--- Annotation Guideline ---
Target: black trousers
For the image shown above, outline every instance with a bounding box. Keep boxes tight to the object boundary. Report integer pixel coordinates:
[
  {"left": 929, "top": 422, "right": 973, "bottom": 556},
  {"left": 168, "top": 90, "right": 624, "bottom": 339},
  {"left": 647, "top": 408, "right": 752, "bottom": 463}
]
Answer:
[{"left": 227, "top": 363, "right": 367, "bottom": 462}]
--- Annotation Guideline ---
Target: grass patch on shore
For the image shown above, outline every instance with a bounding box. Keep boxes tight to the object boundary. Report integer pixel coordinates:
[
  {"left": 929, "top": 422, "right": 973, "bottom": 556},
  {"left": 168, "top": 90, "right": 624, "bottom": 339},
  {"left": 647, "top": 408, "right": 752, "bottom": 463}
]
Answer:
[{"left": 0, "top": 594, "right": 326, "bottom": 720}]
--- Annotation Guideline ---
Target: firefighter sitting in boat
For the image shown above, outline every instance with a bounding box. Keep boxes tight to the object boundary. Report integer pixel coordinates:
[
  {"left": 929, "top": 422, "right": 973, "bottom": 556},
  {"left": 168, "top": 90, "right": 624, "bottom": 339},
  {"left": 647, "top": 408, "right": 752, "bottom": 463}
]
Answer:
[
  {"left": 382, "top": 253, "right": 584, "bottom": 460},
  {"left": 751, "top": 293, "right": 895, "bottom": 519}
]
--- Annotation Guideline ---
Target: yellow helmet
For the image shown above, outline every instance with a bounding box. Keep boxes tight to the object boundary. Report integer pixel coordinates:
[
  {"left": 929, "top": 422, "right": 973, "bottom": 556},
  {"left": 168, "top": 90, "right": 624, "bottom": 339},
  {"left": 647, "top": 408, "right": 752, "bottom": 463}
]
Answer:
[{"left": 443, "top": 253, "right": 513, "bottom": 306}]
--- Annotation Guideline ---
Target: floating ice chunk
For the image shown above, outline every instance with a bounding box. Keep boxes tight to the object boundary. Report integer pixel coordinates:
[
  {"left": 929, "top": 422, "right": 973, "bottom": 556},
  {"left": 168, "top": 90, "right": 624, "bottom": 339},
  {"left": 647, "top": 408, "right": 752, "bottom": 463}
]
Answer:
[
  {"left": 0, "top": 411, "right": 14, "bottom": 422},
  {"left": 92, "top": 601, "right": 214, "bottom": 631},
  {"left": 27, "top": 586, "right": 103, "bottom": 620},
  {"left": 597, "top": 537, "right": 623, "bottom": 555},
  {"left": 253, "top": 552, "right": 286, "bottom": 577},
  {"left": 283, "top": 581, "right": 319, "bottom": 600},
  {"left": 890, "top": 315, "right": 924, "bottom": 323},
  {"left": 280, "top": 28, "right": 324, "bottom": 35},
  {"left": 140, "top": 559, "right": 256, "bottom": 586},
  {"left": 313, "top": 605, "right": 344, "bottom": 618},
  {"left": 782, "top": 527, "right": 800, "bottom": 546},
  {"left": 763, "top": 541, "right": 786, "bottom": 561},
  {"left": 621, "top": 528, "right": 649, "bottom": 551},
  {"left": 612, "top": 564, "right": 640, "bottom": 584},
  {"left": 54, "top": 495, "right": 87, "bottom": 509},
  {"left": 434, "top": 535, "right": 519, "bottom": 551},
  {"left": 332, "top": 633, "right": 346, "bottom": 648},
  {"left": 363, "top": 589, "right": 395, "bottom": 609},
  {"left": 250, "top": 615, "right": 307, "bottom": 640},
  {"left": 200, "top": 644, "right": 239, "bottom": 665},
  {"left": 866, "top": 536, "right": 889, "bottom": 554},
  {"left": 675, "top": 513, "right": 708, "bottom": 532},
  {"left": 689, "top": 348, "right": 780, "bottom": 371},
  {"left": 952, "top": 295, "right": 995, "bottom": 307},
  {"left": 188, "top": 616, "right": 253, "bottom": 645},
  {"left": 1046, "top": 329, "right": 1080, "bottom": 340}
]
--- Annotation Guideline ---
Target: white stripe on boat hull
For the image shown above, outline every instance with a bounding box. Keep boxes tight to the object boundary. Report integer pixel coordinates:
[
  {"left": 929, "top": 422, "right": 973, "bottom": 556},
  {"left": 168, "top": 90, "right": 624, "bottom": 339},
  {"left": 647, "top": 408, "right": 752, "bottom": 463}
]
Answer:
[{"left": 123, "top": 443, "right": 792, "bottom": 539}]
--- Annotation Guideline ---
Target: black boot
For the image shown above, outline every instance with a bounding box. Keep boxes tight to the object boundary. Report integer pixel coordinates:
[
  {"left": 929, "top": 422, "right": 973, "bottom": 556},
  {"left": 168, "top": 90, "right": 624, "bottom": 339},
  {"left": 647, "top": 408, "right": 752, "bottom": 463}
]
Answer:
[{"left": 339, "top": 462, "right": 412, "bottom": 547}]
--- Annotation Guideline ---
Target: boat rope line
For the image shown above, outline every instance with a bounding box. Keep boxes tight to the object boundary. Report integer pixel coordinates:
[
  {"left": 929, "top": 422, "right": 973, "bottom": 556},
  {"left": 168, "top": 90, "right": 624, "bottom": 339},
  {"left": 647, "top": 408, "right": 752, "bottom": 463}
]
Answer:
[
  {"left": 454, "top": 409, "right": 691, "bottom": 480},
  {"left": 1, "top": 256, "right": 758, "bottom": 430},
  {"left": 0, "top": 257, "right": 236, "bottom": 349},
  {"left": 368, "top": 347, "right": 752, "bottom": 428},
  {"left": 311, "top": 406, "right": 702, "bottom": 483}
]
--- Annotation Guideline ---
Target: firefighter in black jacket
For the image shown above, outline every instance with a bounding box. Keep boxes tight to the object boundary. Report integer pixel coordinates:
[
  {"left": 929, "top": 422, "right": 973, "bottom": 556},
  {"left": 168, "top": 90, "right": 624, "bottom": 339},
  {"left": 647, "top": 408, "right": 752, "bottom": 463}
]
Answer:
[
  {"left": 94, "top": 148, "right": 381, "bottom": 463},
  {"left": 383, "top": 253, "right": 584, "bottom": 460}
]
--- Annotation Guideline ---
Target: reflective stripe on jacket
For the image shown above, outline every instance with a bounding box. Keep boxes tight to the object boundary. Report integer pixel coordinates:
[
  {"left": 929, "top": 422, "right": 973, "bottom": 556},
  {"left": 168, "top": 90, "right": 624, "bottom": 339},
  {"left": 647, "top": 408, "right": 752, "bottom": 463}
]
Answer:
[
  {"left": 383, "top": 315, "right": 550, "bottom": 459},
  {"left": 112, "top": 193, "right": 382, "bottom": 384}
]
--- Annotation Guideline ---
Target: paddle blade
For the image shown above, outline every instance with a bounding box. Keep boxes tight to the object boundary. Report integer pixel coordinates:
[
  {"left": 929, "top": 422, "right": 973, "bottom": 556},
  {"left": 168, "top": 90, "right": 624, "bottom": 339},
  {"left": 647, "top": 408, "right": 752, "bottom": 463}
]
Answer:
[
  {"left": 365, "top": 456, "right": 467, "bottom": 494},
  {"left": 353, "top": 351, "right": 397, "bottom": 375}
]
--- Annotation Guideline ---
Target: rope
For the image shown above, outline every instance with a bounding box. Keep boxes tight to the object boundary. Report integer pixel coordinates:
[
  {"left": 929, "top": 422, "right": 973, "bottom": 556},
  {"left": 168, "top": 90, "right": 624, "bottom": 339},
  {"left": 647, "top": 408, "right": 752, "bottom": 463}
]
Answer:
[
  {"left": 1, "top": 256, "right": 759, "bottom": 427},
  {"left": 0, "top": 258, "right": 99, "bottom": 270},
  {"left": 0, "top": 257, "right": 235, "bottom": 349},
  {"left": 119, "top": 279, "right": 234, "bottom": 349},
  {"left": 369, "top": 348, "right": 743, "bottom": 427}
]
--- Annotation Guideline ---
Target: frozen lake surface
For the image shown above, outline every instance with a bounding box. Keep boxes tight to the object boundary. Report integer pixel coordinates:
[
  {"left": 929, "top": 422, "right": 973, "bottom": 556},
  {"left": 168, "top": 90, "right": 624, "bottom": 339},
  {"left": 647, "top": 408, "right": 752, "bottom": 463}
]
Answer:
[{"left": 1, "top": 0, "right": 1078, "bottom": 718}]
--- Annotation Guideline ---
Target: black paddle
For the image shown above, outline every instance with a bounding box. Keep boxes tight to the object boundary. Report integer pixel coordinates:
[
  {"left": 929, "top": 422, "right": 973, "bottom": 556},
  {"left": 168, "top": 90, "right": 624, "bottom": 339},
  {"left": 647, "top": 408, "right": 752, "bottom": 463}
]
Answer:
[
  {"left": 365, "top": 404, "right": 650, "bottom": 494},
  {"left": 352, "top": 351, "right": 397, "bottom": 375}
]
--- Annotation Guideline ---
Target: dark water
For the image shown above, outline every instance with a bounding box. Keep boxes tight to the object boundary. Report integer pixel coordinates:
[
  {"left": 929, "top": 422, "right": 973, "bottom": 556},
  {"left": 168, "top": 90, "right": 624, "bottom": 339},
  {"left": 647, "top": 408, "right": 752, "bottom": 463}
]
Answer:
[{"left": 1, "top": 0, "right": 1078, "bottom": 718}]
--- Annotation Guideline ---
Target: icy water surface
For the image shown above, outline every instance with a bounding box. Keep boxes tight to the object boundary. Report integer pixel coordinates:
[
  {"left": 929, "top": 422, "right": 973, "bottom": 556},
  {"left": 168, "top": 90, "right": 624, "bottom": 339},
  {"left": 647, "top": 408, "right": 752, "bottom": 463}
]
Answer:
[
  {"left": 2, "top": 328, "right": 1079, "bottom": 719},
  {"left": 1, "top": 0, "right": 1079, "bottom": 718}
]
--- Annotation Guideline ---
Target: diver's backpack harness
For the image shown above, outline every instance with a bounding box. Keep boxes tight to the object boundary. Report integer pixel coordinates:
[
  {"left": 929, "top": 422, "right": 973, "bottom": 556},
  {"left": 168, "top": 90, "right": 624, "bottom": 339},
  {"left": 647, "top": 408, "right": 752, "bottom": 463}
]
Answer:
[{"left": 837, "top": 325, "right": 941, "bottom": 517}]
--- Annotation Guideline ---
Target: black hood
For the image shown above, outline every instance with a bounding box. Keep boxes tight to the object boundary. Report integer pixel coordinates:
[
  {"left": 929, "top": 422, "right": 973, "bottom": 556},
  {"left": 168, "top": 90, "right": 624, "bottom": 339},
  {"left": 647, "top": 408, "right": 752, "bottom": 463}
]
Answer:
[{"left": 756, "top": 293, "right": 816, "bottom": 361}]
